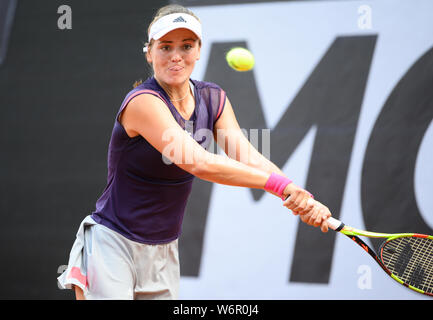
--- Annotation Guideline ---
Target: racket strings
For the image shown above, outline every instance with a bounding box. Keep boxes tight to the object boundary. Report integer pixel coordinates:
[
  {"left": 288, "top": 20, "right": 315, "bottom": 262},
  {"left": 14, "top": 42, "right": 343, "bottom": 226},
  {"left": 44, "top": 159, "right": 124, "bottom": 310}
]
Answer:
[{"left": 381, "top": 237, "right": 433, "bottom": 294}]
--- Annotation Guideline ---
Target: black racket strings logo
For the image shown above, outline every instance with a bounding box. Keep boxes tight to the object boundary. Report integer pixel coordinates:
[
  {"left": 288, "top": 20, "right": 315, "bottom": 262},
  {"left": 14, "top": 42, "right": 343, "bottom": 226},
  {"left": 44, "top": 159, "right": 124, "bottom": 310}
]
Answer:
[{"left": 381, "top": 237, "right": 433, "bottom": 294}]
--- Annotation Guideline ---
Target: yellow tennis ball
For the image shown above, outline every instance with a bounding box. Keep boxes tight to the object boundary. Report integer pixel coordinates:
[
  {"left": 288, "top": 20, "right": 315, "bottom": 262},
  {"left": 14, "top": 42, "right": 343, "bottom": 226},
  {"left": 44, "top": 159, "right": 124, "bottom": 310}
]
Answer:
[{"left": 226, "top": 47, "right": 255, "bottom": 72}]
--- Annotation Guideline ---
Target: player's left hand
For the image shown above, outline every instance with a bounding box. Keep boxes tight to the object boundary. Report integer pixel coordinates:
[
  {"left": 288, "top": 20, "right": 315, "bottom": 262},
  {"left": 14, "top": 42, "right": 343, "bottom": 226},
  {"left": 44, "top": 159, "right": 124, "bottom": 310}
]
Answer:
[{"left": 296, "top": 199, "right": 332, "bottom": 233}]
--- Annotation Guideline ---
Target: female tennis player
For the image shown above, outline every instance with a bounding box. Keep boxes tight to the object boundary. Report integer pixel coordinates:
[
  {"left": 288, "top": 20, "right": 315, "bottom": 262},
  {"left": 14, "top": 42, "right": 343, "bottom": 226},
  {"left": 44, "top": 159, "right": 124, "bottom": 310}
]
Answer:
[{"left": 58, "top": 4, "right": 332, "bottom": 300}]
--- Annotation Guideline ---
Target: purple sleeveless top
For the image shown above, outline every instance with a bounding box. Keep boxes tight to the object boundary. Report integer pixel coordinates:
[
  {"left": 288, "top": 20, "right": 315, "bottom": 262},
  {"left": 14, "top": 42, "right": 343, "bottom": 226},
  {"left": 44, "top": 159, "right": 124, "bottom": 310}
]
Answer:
[{"left": 91, "top": 77, "right": 226, "bottom": 244}]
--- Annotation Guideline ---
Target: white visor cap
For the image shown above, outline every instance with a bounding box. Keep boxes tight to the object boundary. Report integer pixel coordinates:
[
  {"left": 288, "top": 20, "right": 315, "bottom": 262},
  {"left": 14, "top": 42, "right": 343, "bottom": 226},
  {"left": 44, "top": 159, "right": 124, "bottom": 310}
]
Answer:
[{"left": 144, "top": 13, "right": 202, "bottom": 52}]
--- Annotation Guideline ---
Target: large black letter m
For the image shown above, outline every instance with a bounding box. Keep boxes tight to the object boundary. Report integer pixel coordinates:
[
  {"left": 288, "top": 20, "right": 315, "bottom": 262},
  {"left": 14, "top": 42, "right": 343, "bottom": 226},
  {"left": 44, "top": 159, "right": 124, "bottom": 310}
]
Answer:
[{"left": 180, "top": 36, "right": 377, "bottom": 283}]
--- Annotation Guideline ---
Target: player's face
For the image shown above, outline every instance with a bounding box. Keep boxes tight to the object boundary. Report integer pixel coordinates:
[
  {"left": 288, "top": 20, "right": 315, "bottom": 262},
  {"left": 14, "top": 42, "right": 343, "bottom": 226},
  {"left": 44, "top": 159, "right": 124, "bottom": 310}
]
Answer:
[{"left": 147, "top": 28, "right": 201, "bottom": 86}]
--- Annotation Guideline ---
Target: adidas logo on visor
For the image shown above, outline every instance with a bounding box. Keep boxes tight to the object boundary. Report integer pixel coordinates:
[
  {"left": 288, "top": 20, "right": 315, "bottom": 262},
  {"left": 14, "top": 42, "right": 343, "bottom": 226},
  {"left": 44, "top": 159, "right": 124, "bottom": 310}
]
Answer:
[{"left": 173, "top": 16, "right": 187, "bottom": 23}]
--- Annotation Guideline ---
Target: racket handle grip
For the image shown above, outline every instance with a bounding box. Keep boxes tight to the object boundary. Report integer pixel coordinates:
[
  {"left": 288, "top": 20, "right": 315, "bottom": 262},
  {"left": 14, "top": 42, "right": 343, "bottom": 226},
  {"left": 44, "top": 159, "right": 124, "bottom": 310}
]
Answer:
[{"left": 327, "top": 217, "right": 344, "bottom": 231}]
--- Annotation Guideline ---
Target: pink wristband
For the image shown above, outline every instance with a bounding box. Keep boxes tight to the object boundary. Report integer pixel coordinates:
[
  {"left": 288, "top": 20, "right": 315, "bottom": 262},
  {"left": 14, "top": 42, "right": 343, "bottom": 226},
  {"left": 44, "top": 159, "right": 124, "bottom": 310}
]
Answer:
[{"left": 264, "top": 173, "right": 292, "bottom": 200}]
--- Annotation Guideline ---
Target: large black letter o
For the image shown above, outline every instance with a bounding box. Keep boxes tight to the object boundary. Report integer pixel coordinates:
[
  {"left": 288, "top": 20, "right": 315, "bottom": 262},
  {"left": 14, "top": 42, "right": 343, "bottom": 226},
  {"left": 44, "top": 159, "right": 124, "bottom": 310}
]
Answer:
[{"left": 362, "top": 46, "right": 433, "bottom": 247}]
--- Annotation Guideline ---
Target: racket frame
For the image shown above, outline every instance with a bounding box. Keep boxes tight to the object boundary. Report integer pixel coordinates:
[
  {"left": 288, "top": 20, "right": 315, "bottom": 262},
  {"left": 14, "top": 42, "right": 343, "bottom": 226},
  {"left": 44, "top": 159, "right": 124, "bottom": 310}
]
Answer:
[{"left": 327, "top": 217, "right": 433, "bottom": 297}]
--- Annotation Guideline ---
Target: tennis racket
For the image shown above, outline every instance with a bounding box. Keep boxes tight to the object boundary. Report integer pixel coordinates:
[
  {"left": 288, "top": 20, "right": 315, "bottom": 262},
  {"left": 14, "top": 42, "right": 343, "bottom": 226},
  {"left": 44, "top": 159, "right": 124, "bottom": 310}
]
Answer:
[{"left": 327, "top": 217, "right": 433, "bottom": 297}]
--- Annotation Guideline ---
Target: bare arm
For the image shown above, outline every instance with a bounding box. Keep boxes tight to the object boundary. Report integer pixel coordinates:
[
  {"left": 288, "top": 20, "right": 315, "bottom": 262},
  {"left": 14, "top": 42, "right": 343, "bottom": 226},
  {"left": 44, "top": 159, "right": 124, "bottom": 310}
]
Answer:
[
  {"left": 120, "top": 94, "right": 273, "bottom": 191},
  {"left": 213, "top": 97, "right": 332, "bottom": 231},
  {"left": 213, "top": 97, "right": 284, "bottom": 176},
  {"left": 213, "top": 97, "right": 313, "bottom": 211},
  {"left": 120, "top": 94, "right": 331, "bottom": 231}
]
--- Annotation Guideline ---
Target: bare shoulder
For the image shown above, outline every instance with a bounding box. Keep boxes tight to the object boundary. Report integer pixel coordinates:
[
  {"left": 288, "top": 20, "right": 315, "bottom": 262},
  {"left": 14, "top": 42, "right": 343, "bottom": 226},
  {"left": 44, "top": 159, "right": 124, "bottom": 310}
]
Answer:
[
  {"left": 124, "top": 93, "right": 167, "bottom": 116},
  {"left": 120, "top": 93, "right": 171, "bottom": 137}
]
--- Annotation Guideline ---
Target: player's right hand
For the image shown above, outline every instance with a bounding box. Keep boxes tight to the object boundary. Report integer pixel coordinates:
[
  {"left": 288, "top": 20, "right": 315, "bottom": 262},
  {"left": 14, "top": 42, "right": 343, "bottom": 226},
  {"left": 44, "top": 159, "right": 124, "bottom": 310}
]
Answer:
[{"left": 299, "top": 199, "right": 332, "bottom": 233}]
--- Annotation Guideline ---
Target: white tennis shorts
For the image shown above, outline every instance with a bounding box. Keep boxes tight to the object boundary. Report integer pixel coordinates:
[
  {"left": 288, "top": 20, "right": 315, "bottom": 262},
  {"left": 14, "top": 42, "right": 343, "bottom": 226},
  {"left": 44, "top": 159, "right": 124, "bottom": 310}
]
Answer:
[{"left": 57, "top": 216, "right": 180, "bottom": 300}]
